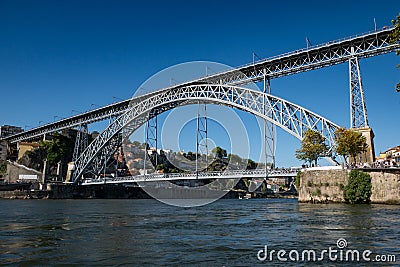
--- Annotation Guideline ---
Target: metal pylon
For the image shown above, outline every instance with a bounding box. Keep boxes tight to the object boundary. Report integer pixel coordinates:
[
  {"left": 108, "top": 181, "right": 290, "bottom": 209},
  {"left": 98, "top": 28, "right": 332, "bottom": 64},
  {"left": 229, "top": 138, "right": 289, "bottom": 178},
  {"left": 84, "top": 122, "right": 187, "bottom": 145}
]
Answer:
[
  {"left": 72, "top": 124, "right": 88, "bottom": 162},
  {"left": 263, "top": 71, "right": 275, "bottom": 173},
  {"left": 144, "top": 113, "right": 157, "bottom": 175},
  {"left": 349, "top": 54, "right": 368, "bottom": 128},
  {"left": 196, "top": 102, "right": 208, "bottom": 176},
  {"left": 85, "top": 116, "right": 121, "bottom": 180}
]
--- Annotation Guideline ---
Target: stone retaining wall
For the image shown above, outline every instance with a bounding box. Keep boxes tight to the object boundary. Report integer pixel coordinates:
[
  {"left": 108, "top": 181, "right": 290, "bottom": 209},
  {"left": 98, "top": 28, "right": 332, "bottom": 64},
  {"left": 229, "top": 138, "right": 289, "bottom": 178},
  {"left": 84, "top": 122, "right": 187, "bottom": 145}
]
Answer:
[{"left": 298, "top": 168, "right": 400, "bottom": 204}]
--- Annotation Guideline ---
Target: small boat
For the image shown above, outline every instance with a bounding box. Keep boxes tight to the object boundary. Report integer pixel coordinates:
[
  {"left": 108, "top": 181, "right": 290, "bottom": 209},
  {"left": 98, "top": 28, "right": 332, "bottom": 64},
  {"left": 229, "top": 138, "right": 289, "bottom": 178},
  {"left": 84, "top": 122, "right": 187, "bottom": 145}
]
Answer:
[{"left": 244, "top": 193, "right": 252, "bottom": 199}]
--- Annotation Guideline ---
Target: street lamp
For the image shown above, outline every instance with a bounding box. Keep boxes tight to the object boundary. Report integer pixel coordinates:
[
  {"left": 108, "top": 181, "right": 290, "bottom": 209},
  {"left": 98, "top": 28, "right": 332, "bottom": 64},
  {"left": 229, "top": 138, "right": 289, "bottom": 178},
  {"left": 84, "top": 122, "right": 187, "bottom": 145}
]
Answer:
[
  {"left": 91, "top": 103, "right": 99, "bottom": 109},
  {"left": 112, "top": 96, "right": 123, "bottom": 102},
  {"left": 54, "top": 115, "right": 60, "bottom": 121},
  {"left": 71, "top": 109, "right": 81, "bottom": 115},
  {"left": 169, "top": 78, "right": 178, "bottom": 86},
  {"left": 252, "top": 52, "right": 261, "bottom": 64}
]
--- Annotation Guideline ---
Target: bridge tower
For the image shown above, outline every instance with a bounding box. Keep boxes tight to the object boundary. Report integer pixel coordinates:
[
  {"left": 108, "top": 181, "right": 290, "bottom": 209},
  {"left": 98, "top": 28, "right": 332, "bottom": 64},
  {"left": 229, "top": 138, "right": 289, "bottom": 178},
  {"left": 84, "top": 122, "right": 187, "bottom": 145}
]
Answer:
[
  {"left": 144, "top": 112, "right": 158, "bottom": 175},
  {"left": 263, "top": 70, "right": 275, "bottom": 172},
  {"left": 349, "top": 52, "right": 375, "bottom": 164},
  {"left": 72, "top": 124, "right": 88, "bottom": 162},
  {"left": 196, "top": 102, "right": 208, "bottom": 176}
]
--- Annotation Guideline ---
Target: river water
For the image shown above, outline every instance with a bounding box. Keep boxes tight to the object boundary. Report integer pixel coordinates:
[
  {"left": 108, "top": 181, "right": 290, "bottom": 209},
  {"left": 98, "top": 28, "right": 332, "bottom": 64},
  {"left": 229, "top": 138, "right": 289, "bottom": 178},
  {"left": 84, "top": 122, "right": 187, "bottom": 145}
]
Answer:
[{"left": 0, "top": 198, "right": 399, "bottom": 266}]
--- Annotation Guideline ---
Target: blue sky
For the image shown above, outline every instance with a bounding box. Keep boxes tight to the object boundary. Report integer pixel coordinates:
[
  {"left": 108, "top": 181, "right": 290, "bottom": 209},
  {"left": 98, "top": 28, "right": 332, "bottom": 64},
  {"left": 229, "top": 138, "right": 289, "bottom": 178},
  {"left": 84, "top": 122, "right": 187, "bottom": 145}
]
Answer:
[{"left": 0, "top": 0, "right": 399, "bottom": 167}]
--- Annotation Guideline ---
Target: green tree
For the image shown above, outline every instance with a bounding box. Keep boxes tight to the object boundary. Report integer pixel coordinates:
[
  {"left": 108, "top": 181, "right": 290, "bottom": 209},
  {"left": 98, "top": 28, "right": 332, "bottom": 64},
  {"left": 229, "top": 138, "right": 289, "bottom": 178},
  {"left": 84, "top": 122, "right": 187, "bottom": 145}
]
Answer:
[
  {"left": 0, "top": 161, "right": 7, "bottom": 174},
  {"left": 227, "top": 153, "right": 241, "bottom": 162},
  {"left": 17, "top": 146, "right": 47, "bottom": 171},
  {"left": 295, "top": 171, "right": 301, "bottom": 188},
  {"left": 227, "top": 153, "right": 243, "bottom": 166},
  {"left": 212, "top": 146, "right": 227, "bottom": 159},
  {"left": 41, "top": 133, "right": 73, "bottom": 165},
  {"left": 156, "top": 164, "right": 166, "bottom": 172},
  {"left": 389, "top": 13, "right": 400, "bottom": 92},
  {"left": 334, "top": 128, "right": 368, "bottom": 164},
  {"left": 295, "top": 129, "right": 327, "bottom": 166},
  {"left": 389, "top": 13, "right": 400, "bottom": 51},
  {"left": 186, "top": 151, "right": 196, "bottom": 161},
  {"left": 344, "top": 170, "right": 372, "bottom": 204},
  {"left": 132, "top": 141, "right": 141, "bottom": 147},
  {"left": 246, "top": 159, "right": 257, "bottom": 169}
]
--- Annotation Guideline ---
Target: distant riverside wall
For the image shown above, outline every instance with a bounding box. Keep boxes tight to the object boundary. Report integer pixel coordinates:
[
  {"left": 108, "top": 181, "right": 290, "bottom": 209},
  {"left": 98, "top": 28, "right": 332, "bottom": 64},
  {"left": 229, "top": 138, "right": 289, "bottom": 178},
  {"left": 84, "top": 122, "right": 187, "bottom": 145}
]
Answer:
[
  {"left": 4, "top": 160, "right": 42, "bottom": 184},
  {"left": 298, "top": 167, "right": 400, "bottom": 204}
]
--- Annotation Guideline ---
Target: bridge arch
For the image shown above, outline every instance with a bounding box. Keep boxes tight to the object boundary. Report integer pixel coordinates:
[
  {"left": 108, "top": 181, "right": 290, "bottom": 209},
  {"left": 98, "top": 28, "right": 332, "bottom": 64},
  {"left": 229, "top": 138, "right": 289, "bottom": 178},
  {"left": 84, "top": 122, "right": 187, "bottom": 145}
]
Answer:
[{"left": 72, "top": 84, "right": 340, "bottom": 182}]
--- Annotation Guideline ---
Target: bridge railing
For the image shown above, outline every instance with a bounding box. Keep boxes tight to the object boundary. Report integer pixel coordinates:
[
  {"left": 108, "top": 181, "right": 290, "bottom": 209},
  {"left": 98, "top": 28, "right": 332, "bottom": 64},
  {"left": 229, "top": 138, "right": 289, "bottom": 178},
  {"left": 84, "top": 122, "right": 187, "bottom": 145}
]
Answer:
[
  {"left": 198, "top": 26, "right": 395, "bottom": 80},
  {"left": 81, "top": 168, "right": 299, "bottom": 184},
  {"left": 4, "top": 27, "right": 397, "bottom": 145}
]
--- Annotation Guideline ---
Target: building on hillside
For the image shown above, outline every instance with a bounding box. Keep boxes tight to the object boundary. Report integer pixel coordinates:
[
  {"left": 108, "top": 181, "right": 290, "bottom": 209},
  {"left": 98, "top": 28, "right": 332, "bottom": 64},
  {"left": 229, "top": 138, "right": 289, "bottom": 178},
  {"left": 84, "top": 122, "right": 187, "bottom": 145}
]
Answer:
[
  {"left": 393, "top": 151, "right": 400, "bottom": 165},
  {"left": 0, "top": 125, "right": 24, "bottom": 161},
  {"left": 375, "top": 146, "right": 400, "bottom": 167},
  {"left": 375, "top": 152, "right": 386, "bottom": 162},
  {"left": 125, "top": 143, "right": 143, "bottom": 154},
  {"left": 267, "top": 183, "right": 280, "bottom": 193},
  {"left": 18, "top": 142, "right": 41, "bottom": 160},
  {"left": 385, "top": 146, "right": 400, "bottom": 165},
  {"left": 0, "top": 141, "right": 7, "bottom": 161},
  {"left": 0, "top": 125, "right": 23, "bottom": 138}
]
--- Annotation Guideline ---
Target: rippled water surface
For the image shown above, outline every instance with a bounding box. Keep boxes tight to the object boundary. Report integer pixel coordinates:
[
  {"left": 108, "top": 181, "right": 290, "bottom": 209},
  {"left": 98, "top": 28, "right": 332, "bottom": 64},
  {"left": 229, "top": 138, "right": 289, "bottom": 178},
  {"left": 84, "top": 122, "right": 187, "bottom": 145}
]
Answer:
[{"left": 0, "top": 199, "right": 399, "bottom": 266}]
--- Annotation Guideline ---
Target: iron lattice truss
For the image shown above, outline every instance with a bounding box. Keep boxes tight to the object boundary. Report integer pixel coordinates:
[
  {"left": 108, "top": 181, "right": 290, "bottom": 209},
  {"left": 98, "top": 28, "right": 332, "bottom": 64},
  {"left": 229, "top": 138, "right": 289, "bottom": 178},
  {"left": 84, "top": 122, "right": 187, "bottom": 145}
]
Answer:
[
  {"left": 72, "top": 84, "right": 340, "bottom": 182},
  {"left": 4, "top": 27, "right": 398, "bottom": 144},
  {"left": 196, "top": 103, "right": 208, "bottom": 171},
  {"left": 82, "top": 169, "right": 298, "bottom": 184},
  {"left": 349, "top": 57, "right": 368, "bottom": 128},
  {"left": 4, "top": 99, "right": 131, "bottom": 143},
  {"left": 72, "top": 124, "right": 88, "bottom": 162},
  {"left": 198, "top": 27, "right": 399, "bottom": 85}
]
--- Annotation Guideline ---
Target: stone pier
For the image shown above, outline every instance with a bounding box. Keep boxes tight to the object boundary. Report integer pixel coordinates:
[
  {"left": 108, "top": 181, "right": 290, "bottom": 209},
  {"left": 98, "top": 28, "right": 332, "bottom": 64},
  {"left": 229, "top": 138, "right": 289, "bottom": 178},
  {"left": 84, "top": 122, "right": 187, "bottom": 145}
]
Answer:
[{"left": 352, "top": 127, "right": 375, "bottom": 164}]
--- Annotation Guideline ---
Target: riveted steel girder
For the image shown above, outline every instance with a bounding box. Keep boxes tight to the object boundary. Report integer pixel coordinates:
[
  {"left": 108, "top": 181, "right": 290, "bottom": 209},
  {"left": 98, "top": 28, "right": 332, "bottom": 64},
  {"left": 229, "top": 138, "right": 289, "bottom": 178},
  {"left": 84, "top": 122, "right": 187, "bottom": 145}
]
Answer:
[
  {"left": 71, "top": 84, "right": 340, "bottom": 183},
  {"left": 3, "top": 27, "right": 398, "bottom": 144}
]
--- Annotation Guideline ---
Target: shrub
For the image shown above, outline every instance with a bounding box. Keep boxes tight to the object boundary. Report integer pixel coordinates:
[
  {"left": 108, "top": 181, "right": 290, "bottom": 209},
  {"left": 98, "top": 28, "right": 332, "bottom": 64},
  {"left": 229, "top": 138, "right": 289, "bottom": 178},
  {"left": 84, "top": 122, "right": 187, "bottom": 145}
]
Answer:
[
  {"left": 295, "top": 171, "right": 301, "bottom": 188},
  {"left": 344, "top": 170, "right": 372, "bottom": 204},
  {"left": 315, "top": 188, "right": 321, "bottom": 197},
  {"left": 339, "top": 183, "right": 345, "bottom": 191},
  {"left": 0, "top": 161, "right": 6, "bottom": 174}
]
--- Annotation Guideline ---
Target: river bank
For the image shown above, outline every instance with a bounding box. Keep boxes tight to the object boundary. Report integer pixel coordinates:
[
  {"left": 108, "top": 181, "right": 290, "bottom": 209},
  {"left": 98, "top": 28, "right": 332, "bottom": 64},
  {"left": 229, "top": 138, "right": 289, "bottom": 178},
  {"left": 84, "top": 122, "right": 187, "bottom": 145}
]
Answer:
[
  {"left": 0, "top": 183, "right": 297, "bottom": 200},
  {"left": 298, "top": 167, "right": 400, "bottom": 204}
]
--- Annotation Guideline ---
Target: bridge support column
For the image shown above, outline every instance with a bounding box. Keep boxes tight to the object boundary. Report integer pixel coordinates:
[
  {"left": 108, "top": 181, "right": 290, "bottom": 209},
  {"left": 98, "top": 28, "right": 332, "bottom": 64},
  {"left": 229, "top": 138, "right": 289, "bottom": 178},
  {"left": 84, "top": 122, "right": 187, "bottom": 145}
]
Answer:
[
  {"left": 56, "top": 161, "right": 63, "bottom": 182},
  {"left": 349, "top": 53, "right": 375, "bottom": 165},
  {"left": 263, "top": 71, "right": 275, "bottom": 173},
  {"left": 72, "top": 124, "right": 88, "bottom": 162},
  {"left": 351, "top": 127, "right": 376, "bottom": 164},
  {"left": 41, "top": 159, "right": 48, "bottom": 190},
  {"left": 196, "top": 102, "right": 208, "bottom": 177},
  {"left": 349, "top": 54, "right": 368, "bottom": 128},
  {"left": 144, "top": 114, "right": 157, "bottom": 175},
  {"left": 65, "top": 162, "right": 75, "bottom": 182}
]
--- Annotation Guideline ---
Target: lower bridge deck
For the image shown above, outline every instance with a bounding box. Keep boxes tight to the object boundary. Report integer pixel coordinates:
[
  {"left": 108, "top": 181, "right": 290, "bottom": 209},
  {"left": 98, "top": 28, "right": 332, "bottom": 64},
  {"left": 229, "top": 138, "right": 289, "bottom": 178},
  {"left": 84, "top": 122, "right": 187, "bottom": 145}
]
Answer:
[{"left": 79, "top": 169, "right": 298, "bottom": 185}]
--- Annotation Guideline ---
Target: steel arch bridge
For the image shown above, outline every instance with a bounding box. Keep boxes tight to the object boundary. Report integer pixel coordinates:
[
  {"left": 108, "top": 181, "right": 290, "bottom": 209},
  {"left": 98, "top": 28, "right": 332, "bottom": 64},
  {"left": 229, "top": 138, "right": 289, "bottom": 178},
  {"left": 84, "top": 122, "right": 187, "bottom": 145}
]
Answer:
[
  {"left": 4, "top": 27, "right": 398, "bottom": 144},
  {"left": 72, "top": 84, "right": 340, "bottom": 183}
]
